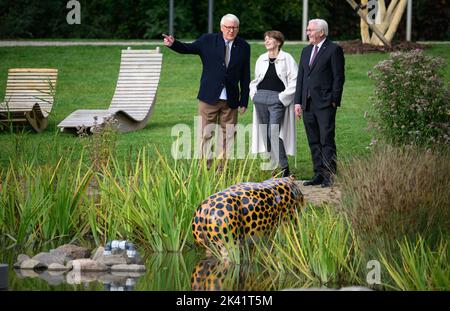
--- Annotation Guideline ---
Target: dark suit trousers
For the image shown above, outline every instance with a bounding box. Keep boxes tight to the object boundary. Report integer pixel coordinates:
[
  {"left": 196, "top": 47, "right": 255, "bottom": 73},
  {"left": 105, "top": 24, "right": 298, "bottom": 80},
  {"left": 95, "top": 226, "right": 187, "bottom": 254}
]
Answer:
[{"left": 303, "top": 98, "right": 337, "bottom": 180}]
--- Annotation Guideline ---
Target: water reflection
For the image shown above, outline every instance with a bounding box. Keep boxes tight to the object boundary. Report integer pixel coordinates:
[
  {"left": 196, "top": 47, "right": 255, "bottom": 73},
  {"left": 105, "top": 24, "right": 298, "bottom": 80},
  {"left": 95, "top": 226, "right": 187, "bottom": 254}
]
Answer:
[
  {"left": 13, "top": 266, "right": 144, "bottom": 290},
  {"left": 5, "top": 250, "right": 312, "bottom": 291}
]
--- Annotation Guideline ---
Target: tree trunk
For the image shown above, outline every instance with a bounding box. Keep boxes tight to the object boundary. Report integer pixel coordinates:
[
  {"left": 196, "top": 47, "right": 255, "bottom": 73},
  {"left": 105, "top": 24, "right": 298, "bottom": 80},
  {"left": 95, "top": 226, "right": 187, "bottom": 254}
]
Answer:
[
  {"left": 347, "top": 0, "right": 392, "bottom": 48},
  {"left": 385, "top": 0, "right": 407, "bottom": 42},
  {"left": 360, "top": 0, "right": 371, "bottom": 43},
  {"left": 370, "top": 0, "right": 387, "bottom": 45},
  {"left": 369, "top": 0, "right": 407, "bottom": 46}
]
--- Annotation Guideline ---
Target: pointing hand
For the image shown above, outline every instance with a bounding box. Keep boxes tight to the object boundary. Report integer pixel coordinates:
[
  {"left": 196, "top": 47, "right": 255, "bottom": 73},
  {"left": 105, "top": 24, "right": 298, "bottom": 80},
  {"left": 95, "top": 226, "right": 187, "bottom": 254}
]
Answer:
[{"left": 162, "top": 33, "right": 174, "bottom": 47}]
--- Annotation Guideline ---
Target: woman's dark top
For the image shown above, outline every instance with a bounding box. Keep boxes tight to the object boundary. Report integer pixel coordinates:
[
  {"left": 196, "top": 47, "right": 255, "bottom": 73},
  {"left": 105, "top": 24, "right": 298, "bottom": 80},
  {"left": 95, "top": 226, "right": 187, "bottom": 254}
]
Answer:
[{"left": 257, "top": 58, "right": 285, "bottom": 92}]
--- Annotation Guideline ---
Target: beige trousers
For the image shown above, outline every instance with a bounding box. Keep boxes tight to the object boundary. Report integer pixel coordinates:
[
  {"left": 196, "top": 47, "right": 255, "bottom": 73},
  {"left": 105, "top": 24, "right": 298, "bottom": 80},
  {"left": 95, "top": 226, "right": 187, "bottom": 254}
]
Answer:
[{"left": 198, "top": 100, "right": 238, "bottom": 160}]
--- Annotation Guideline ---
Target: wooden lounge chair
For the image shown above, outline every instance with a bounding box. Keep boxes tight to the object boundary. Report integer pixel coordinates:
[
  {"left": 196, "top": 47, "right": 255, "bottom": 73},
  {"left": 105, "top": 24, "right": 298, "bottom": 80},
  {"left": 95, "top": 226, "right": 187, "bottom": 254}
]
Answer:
[
  {"left": 58, "top": 47, "right": 163, "bottom": 134},
  {"left": 0, "top": 68, "right": 58, "bottom": 132}
]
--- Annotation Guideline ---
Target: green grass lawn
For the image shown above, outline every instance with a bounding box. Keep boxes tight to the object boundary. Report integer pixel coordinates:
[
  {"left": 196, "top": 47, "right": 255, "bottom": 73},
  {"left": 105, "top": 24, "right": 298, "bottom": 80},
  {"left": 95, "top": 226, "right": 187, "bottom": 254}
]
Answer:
[{"left": 0, "top": 43, "right": 448, "bottom": 179}]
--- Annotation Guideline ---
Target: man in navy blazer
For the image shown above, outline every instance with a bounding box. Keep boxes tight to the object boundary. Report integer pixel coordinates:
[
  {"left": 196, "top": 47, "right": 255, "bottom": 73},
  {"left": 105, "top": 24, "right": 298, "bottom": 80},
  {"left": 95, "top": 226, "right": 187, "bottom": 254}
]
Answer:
[
  {"left": 163, "top": 14, "right": 250, "bottom": 163},
  {"left": 294, "top": 19, "right": 345, "bottom": 187}
]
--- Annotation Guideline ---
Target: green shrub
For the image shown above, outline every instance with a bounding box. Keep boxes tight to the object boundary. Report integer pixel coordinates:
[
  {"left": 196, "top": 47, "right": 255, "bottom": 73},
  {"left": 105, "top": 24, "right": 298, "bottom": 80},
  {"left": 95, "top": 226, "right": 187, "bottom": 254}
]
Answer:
[
  {"left": 338, "top": 145, "right": 450, "bottom": 249},
  {"left": 369, "top": 49, "right": 449, "bottom": 147}
]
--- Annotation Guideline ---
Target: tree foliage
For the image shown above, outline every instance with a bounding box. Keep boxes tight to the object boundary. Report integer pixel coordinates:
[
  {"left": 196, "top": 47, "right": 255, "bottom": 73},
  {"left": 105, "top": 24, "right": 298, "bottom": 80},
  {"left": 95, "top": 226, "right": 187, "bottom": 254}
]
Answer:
[{"left": 0, "top": 0, "right": 447, "bottom": 40}]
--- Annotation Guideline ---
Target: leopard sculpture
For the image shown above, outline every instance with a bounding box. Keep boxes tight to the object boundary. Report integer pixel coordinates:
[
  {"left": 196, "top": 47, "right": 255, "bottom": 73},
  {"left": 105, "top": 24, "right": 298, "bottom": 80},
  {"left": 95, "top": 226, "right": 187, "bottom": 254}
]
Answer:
[{"left": 192, "top": 176, "right": 304, "bottom": 246}]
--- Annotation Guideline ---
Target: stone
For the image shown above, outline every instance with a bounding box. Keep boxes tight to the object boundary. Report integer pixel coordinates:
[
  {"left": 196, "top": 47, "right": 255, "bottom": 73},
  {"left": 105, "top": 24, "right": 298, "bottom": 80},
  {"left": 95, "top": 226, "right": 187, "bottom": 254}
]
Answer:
[
  {"left": 98, "top": 273, "right": 128, "bottom": 284},
  {"left": 15, "top": 268, "right": 41, "bottom": 278},
  {"left": 132, "top": 252, "right": 145, "bottom": 265},
  {"left": 13, "top": 254, "right": 30, "bottom": 269},
  {"left": 67, "top": 259, "right": 109, "bottom": 272},
  {"left": 96, "top": 254, "right": 128, "bottom": 266},
  {"left": 37, "top": 271, "right": 65, "bottom": 286},
  {"left": 47, "top": 270, "right": 67, "bottom": 277},
  {"left": 111, "top": 271, "right": 145, "bottom": 278},
  {"left": 51, "top": 244, "right": 90, "bottom": 260},
  {"left": 66, "top": 270, "right": 107, "bottom": 285},
  {"left": 20, "top": 259, "right": 46, "bottom": 270},
  {"left": 32, "top": 252, "right": 67, "bottom": 267},
  {"left": 110, "top": 264, "right": 146, "bottom": 273},
  {"left": 48, "top": 263, "right": 69, "bottom": 272},
  {"left": 91, "top": 247, "right": 104, "bottom": 262},
  {"left": 93, "top": 246, "right": 143, "bottom": 265}
]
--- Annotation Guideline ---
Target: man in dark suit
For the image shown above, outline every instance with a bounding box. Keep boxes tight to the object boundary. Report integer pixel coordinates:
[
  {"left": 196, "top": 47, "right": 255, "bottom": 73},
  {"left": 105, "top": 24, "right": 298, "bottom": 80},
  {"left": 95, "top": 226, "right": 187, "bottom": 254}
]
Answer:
[
  {"left": 294, "top": 19, "right": 345, "bottom": 187},
  {"left": 163, "top": 14, "right": 250, "bottom": 163}
]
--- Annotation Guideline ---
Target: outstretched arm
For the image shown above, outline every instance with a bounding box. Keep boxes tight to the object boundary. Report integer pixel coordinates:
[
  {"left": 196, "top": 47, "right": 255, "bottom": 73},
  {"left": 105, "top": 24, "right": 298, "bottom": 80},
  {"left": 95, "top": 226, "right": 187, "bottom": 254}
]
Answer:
[{"left": 162, "top": 33, "right": 202, "bottom": 55}]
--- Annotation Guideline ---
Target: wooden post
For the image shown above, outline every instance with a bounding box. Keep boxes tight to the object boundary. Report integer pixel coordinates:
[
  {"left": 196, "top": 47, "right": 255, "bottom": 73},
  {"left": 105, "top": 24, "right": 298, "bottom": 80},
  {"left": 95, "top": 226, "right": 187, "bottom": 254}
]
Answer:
[{"left": 346, "top": 0, "right": 392, "bottom": 48}]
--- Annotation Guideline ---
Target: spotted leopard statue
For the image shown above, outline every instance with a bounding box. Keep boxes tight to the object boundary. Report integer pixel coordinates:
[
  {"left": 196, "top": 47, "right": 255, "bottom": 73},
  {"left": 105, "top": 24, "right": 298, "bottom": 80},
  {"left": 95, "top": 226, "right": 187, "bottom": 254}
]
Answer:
[
  {"left": 191, "top": 258, "right": 258, "bottom": 291},
  {"left": 192, "top": 176, "right": 304, "bottom": 247}
]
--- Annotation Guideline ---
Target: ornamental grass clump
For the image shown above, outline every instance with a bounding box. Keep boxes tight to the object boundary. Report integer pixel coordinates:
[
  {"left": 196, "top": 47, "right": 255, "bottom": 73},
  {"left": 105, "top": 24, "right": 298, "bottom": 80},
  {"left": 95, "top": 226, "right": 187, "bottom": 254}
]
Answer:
[
  {"left": 338, "top": 145, "right": 450, "bottom": 250},
  {"left": 369, "top": 49, "right": 449, "bottom": 148}
]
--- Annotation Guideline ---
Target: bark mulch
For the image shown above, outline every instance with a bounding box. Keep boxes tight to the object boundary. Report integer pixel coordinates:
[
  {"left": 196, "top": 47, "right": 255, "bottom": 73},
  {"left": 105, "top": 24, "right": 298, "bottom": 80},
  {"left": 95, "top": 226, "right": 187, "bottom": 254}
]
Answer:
[{"left": 338, "top": 39, "right": 428, "bottom": 54}]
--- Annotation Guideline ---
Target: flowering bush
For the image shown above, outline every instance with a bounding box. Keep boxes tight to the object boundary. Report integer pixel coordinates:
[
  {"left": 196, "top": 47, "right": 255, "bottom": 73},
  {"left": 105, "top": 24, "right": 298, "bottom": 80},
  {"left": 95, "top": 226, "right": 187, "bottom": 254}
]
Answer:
[{"left": 369, "top": 49, "right": 449, "bottom": 147}]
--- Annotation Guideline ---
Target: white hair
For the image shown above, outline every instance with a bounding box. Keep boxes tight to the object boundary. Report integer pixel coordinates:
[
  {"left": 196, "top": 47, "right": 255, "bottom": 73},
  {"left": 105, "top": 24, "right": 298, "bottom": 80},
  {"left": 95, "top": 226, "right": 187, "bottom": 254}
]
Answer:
[
  {"left": 309, "top": 19, "right": 328, "bottom": 36},
  {"left": 220, "top": 14, "right": 240, "bottom": 27}
]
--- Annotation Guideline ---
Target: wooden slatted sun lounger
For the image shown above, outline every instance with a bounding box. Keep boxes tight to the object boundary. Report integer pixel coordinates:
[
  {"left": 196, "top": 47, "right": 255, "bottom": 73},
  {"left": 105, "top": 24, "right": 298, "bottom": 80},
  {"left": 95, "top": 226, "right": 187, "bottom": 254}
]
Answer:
[
  {"left": 0, "top": 68, "right": 58, "bottom": 132},
  {"left": 58, "top": 47, "right": 162, "bottom": 134}
]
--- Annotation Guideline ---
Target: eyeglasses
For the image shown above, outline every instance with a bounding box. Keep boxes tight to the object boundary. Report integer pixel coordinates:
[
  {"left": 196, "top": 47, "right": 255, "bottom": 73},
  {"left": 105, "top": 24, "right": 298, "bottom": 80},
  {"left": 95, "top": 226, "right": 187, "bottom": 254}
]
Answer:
[
  {"left": 306, "top": 28, "right": 319, "bottom": 33},
  {"left": 223, "top": 25, "right": 239, "bottom": 32}
]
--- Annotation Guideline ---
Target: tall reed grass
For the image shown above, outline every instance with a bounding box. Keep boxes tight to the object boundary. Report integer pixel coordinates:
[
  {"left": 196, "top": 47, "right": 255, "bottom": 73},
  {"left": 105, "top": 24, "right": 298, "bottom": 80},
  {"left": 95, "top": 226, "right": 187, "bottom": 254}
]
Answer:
[
  {"left": 1, "top": 129, "right": 448, "bottom": 290},
  {"left": 379, "top": 236, "right": 449, "bottom": 290},
  {"left": 254, "top": 205, "right": 362, "bottom": 286},
  {"left": 0, "top": 140, "right": 259, "bottom": 253},
  {"left": 337, "top": 144, "right": 450, "bottom": 251},
  {"left": 0, "top": 152, "right": 92, "bottom": 249}
]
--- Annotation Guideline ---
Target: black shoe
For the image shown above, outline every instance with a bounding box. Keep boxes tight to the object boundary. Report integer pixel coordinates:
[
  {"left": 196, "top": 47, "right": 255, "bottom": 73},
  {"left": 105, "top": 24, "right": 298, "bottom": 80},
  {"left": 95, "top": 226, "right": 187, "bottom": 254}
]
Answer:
[
  {"left": 303, "top": 175, "right": 323, "bottom": 186},
  {"left": 321, "top": 180, "right": 332, "bottom": 188},
  {"left": 281, "top": 167, "right": 290, "bottom": 178}
]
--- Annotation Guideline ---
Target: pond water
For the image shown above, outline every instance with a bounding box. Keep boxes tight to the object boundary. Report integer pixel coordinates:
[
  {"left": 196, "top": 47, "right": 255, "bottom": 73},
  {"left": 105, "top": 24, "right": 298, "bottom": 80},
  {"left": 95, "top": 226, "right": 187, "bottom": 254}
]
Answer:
[{"left": 1, "top": 249, "right": 314, "bottom": 291}]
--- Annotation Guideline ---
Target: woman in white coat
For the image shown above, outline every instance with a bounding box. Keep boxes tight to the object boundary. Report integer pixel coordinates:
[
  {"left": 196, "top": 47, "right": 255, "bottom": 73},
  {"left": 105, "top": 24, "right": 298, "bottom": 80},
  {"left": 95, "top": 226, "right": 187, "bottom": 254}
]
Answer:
[{"left": 250, "top": 31, "right": 298, "bottom": 177}]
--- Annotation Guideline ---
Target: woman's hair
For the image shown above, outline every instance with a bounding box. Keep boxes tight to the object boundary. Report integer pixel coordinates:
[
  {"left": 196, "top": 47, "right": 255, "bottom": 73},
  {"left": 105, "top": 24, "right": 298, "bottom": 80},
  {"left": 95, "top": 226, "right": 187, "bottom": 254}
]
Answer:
[{"left": 264, "top": 30, "right": 285, "bottom": 50}]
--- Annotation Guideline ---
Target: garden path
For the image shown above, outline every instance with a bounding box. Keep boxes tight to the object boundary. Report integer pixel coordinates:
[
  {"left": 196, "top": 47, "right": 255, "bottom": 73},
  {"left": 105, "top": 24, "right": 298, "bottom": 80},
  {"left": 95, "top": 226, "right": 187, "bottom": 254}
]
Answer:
[{"left": 296, "top": 181, "right": 341, "bottom": 206}]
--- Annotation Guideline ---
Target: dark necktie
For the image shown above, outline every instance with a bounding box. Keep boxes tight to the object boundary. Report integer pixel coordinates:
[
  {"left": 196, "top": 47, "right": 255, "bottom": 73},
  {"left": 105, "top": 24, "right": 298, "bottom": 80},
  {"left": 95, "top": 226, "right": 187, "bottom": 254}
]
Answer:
[
  {"left": 307, "top": 45, "right": 319, "bottom": 99},
  {"left": 309, "top": 45, "right": 319, "bottom": 68}
]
